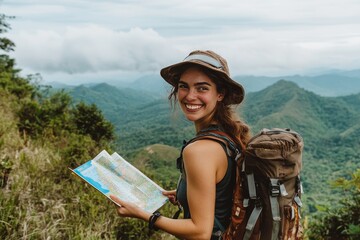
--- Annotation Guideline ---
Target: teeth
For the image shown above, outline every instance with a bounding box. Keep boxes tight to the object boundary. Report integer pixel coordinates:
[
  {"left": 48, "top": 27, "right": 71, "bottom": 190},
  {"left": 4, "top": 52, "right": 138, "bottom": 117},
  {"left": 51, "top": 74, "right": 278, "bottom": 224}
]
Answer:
[{"left": 186, "top": 104, "right": 202, "bottom": 110}]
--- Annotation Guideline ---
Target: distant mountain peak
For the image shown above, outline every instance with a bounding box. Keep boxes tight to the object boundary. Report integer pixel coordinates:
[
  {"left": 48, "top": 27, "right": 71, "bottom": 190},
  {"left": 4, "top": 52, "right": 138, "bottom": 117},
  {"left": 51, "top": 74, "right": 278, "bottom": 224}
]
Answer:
[
  {"left": 90, "top": 82, "right": 114, "bottom": 90},
  {"left": 273, "top": 79, "right": 300, "bottom": 88},
  {"left": 257, "top": 80, "right": 302, "bottom": 96}
]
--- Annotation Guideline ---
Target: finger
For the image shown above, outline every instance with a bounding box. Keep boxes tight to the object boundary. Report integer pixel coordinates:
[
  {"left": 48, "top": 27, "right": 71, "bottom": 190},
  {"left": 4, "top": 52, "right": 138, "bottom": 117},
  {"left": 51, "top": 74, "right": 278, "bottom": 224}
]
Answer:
[
  {"left": 162, "top": 189, "right": 176, "bottom": 196},
  {"left": 110, "top": 194, "right": 123, "bottom": 207},
  {"left": 162, "top": 191, "right": 170, "bottom": 196}
]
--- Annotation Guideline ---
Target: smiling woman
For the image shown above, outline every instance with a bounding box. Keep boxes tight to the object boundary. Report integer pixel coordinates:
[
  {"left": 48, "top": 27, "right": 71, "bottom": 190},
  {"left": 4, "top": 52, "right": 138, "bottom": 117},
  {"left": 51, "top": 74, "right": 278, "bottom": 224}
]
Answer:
[{"left": 110, "top": 50, "right": 251, "bottom": 239}]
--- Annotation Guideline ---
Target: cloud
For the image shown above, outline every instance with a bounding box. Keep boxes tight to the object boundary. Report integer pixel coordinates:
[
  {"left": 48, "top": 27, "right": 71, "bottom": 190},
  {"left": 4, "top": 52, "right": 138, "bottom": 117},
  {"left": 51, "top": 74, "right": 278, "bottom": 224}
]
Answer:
[
  {"left": 10, "top": 25, "right": 180, "bottom": 74},
  {"left": 3, "top": 0, "right": 360, "bottom": 79},
  {"left": 9, "top": 21, "right": 360, "bottom": 78}
]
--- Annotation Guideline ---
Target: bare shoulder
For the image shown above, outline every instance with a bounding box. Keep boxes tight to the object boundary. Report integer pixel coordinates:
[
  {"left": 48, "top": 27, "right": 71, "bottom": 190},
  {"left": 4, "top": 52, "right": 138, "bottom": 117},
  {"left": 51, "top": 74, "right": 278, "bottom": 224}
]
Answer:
[{"left": 183, "top": 139, "right": 226, "bottom": 163}]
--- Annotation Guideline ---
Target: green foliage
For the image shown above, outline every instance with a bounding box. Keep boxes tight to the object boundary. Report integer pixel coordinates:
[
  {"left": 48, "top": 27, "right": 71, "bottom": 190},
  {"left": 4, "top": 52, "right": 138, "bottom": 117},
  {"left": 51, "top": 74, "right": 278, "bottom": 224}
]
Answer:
[
  {"left": 17, "top": 100, "right": 43, "bottom": 136},
  {"left": 0, "top": 15, "right": 36, "bottom": 100},
  {"left": 17, "top": 90, "right": 71, "bottom": 138},
  {"left": 71, "top": 102, "right": 115, "bottom": 143},
  {"left": 0, "top": 54, "right": 35, "bottom": 99},
  {"left": 307, "top": 169, "right": 360, "bottom": 240},
  {"left": 16, "top": 86, "right": 115, "bottom": 149}
]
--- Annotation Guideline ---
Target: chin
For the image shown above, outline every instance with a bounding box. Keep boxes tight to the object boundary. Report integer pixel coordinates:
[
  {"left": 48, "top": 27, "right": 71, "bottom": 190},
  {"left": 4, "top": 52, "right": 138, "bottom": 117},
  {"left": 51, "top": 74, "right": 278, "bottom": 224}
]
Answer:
[
  {"left": 185, "top": 117, "right": 197, "bottom": 122},
  {"left": 184, "top": 114, "right": 200, "bottom": 122}
]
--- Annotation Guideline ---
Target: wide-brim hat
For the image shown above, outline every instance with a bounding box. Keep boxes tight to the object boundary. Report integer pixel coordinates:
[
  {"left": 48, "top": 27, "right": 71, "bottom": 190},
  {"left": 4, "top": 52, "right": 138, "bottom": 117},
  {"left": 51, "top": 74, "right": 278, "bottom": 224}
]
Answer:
[{"left": 160, "top": 50, "right": 245, "bottom": 104}]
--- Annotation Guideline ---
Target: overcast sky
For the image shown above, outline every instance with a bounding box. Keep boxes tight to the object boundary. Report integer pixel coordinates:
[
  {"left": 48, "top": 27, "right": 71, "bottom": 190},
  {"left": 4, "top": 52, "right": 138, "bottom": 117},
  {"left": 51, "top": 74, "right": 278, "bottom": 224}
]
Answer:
[{"left": 1, "top": 0, "right": 360, "bottom": 85}]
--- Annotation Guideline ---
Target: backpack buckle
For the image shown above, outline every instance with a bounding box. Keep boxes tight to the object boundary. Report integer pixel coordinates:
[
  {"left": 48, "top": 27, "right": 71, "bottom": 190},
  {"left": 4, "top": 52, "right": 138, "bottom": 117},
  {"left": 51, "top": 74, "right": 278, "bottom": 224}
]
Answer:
[
  {"left": 269, "top": 182, "right": 280, "bottom": 197},
  {"left": 254, "top": 197, "right": 262, "bottom": 208},
  {"left": 212, "top": 230, "right": 223, "bottom": 240}
]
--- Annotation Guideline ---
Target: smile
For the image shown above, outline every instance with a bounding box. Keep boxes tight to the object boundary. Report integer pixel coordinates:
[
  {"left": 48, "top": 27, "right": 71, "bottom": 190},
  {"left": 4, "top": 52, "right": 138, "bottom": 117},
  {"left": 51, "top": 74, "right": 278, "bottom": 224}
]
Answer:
[{"left": 185, "top": 104, "right": 203, "bottom": 110}]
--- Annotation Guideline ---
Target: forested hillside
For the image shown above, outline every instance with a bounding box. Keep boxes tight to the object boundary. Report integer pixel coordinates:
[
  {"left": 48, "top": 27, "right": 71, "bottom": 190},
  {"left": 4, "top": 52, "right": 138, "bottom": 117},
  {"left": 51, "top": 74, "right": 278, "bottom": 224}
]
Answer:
[
  {"left": 69, "top": 80, "right": 360, "bottom": 170},
  {"left": 68, "top": 83, "right": 195, "bottom": 152}
]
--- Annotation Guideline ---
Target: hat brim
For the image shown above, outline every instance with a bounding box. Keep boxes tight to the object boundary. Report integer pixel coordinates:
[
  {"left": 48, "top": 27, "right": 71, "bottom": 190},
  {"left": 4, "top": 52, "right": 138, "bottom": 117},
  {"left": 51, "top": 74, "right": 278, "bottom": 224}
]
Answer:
[{"left": 160, "top": 60, "right": 245, "bottom": 104}]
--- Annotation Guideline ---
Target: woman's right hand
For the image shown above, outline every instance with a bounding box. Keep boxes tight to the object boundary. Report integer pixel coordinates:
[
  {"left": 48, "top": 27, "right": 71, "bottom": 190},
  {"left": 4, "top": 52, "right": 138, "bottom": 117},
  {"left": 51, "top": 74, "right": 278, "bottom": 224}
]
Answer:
[
  {"left": 162, "top": 189, "right": 178, "bottom": 205},
  {"left": 110, "top": 194, "right": 146, "bottom": 219}
]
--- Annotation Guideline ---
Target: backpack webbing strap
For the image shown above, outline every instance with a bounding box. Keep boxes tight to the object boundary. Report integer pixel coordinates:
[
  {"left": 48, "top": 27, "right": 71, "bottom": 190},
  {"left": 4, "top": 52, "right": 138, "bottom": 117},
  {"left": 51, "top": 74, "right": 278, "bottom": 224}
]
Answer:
[
  {"left": 243, "top": 198, "right": 249, "bottom": 207},
  {"left": 295, "top": 176, "right": 303, "bottom": 208},
  {"left": 213, "top": 216, "right": 224, "bottom": 240},
  {"left": 243, "top": 173, "right": 262, "bottom": 240},
  {"left": 241, "top": 161, "right": 250, "bottom": 207},
  {"left": 214, "top": 216, "right": 225, "bottom": 232},
  {"left": 246, "top": 173, "right": 257, "bottom": 199},
  {"left": 243, "top": 205, "right": 262, "bottom": 240},
  {"left": 269, "top": 178, "right": 281, "bottom": 240},
  {"left": 294, "top": 194, "right": 303, "bottom": 208}
]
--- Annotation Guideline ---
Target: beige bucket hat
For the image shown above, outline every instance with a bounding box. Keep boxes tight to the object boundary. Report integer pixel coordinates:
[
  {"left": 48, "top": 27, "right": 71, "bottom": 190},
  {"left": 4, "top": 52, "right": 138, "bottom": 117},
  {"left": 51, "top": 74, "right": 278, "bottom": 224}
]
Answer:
[{"left": 160, "top": 50, "right": 245, "bottom": 104}]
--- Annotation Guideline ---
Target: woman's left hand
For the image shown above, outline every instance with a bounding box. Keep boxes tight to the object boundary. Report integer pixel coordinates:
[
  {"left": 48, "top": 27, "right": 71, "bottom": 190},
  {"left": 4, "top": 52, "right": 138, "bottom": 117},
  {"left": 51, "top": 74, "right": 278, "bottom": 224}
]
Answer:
[{"left": 162, "top": 189, "right": 178, "bottom": 205}]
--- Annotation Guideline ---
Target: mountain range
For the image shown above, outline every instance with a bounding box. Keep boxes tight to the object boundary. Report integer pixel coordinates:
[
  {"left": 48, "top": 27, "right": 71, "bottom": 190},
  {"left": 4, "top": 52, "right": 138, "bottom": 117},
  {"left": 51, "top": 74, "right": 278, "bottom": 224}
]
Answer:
[
  {"left": 51, "top": 69, "right": 360, "bottom": 98},
  {"left": 125, "top": 69, "right": 360, "bottom": 97},
  {"left": 67, "top": 80, "right": 360, "bottom": 213}
]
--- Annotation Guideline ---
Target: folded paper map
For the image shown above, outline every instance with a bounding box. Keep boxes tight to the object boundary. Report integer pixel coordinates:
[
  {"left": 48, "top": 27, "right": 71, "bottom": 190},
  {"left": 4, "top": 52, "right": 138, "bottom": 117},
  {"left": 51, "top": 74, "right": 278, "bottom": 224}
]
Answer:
[{"left": 71, "top": 150, "right": 168, "bottom": 213}]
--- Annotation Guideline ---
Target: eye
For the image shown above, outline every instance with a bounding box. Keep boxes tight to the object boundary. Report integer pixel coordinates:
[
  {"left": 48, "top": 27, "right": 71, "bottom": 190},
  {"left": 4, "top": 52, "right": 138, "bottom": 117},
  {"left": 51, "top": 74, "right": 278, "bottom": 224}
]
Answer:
[
  {"left": 197, "top": 86, "right": 209, "bottom": 92},
  {"left": 178, "top": 83, "right": 188, "bottom": 89}
]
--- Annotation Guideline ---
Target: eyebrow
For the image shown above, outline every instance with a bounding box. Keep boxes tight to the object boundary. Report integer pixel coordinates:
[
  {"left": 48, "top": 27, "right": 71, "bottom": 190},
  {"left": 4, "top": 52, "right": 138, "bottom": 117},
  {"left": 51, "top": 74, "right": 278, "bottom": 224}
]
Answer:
[{"left": 178, "top": 81, "right": 212, "bottom": 86}]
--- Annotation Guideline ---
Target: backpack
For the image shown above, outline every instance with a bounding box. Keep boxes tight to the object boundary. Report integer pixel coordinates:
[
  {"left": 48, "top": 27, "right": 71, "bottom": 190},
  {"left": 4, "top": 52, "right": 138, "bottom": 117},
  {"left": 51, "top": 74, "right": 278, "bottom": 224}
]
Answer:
[
  {"left": 175, "top": 127, "right": 304, "bottom": 240},
  {"left": 221, "top": 128, "right": 304, "bottom": 240}
]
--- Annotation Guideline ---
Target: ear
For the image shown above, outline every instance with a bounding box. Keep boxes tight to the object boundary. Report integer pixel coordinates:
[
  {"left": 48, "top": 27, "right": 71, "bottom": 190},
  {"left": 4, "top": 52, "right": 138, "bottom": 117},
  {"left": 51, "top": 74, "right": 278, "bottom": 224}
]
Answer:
[{"left": 217, "top": 93, "right": 224, "bottom": 101}]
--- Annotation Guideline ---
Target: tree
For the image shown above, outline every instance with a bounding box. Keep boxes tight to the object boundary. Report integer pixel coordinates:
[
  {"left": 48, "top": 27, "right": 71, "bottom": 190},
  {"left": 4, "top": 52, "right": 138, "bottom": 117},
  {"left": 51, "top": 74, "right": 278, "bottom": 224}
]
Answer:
[
  {"left": 0, "top": 14, "right": 35, "bottom": 98},
  {"left": 71, "top": 102, "right": 115, "bottom": 143},
  {"left": 0, "top": 14, "right": 15, "bottom": 52}
]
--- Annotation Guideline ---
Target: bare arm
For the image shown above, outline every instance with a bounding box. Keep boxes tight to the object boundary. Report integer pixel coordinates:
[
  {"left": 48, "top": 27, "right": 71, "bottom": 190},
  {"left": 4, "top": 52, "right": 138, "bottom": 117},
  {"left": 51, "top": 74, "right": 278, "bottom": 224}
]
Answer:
[{"left": 110, "top": 140, "right": 227, "bottom": 240}]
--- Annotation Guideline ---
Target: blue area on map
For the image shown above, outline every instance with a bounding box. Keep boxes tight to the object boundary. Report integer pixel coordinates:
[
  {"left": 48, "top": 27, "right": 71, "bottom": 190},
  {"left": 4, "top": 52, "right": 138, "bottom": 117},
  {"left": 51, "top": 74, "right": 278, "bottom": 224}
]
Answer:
[
  {"left": 75, "top": 160, "right": 93, "bottom": 172},
  {"left": 74, "top": 160, "right": 110, "bottom": 194}
]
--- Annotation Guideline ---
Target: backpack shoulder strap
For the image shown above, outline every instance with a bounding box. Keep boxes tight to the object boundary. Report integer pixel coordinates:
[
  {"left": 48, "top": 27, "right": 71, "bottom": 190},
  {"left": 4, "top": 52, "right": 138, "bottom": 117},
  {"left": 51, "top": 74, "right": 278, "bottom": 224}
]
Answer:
[{"left": 195, "top": 131, "right": 240, "bottom": 158}]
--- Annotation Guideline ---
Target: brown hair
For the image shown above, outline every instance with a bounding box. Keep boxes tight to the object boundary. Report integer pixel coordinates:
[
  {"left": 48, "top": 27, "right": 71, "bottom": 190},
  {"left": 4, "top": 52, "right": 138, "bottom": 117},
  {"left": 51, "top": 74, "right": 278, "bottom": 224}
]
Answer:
[{"left": 168, "top": 65, "right": 251, "bottom": 149}]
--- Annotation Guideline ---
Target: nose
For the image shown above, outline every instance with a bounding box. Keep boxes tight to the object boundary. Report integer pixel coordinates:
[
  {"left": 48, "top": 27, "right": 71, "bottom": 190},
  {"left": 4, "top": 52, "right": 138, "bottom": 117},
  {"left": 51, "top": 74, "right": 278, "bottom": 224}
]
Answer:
[{"left": 185, "top": 88, "right": 197, "bottom": 101}]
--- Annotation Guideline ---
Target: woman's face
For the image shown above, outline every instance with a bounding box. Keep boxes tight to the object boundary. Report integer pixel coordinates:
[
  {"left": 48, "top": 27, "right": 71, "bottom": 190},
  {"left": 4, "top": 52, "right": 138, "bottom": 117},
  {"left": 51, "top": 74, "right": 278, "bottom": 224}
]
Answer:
[{"left": 177, "top": 67, "right": 224, "bottom": 128}]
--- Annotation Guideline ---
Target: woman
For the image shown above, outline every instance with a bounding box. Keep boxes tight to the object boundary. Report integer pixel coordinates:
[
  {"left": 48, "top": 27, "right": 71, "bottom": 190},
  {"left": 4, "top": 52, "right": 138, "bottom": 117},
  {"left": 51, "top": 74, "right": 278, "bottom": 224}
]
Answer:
[{"left": 111, "top": 50, "right": 251, "bottom": 239}]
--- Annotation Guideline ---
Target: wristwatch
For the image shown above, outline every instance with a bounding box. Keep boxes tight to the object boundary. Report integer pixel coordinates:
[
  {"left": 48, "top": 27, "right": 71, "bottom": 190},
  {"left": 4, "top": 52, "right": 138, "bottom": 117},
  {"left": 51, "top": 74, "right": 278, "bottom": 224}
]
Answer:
[{"left": 148, "top": 212, "right": 161, "bottom": 231}]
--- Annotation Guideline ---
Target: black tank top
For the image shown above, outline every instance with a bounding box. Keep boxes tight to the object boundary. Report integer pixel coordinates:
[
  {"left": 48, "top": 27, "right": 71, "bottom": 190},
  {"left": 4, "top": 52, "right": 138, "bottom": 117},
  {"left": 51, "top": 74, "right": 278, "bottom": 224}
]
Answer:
[{"left": 176, "top": 127, "right": 236, "bottom": 233}]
